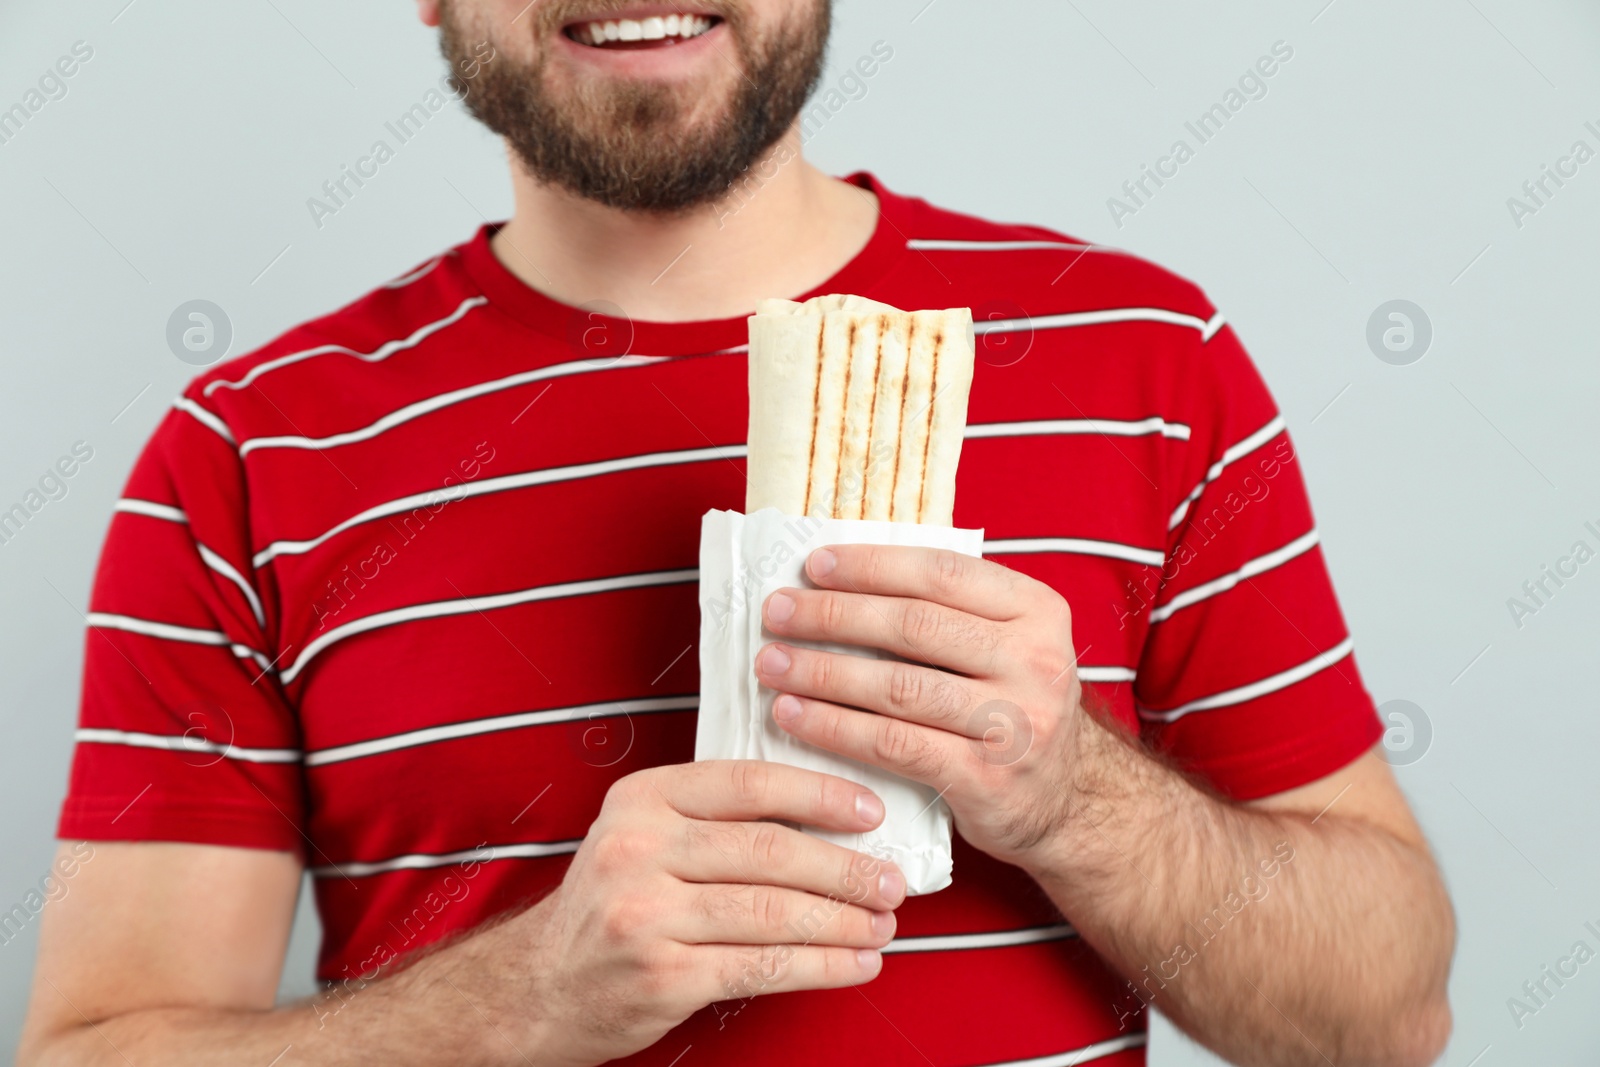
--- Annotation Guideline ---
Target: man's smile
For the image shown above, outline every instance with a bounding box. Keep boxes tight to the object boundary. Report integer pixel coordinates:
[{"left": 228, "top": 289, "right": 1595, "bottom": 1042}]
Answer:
[{"left": 562, "top": 9, "right": 725, "bottom": 50}]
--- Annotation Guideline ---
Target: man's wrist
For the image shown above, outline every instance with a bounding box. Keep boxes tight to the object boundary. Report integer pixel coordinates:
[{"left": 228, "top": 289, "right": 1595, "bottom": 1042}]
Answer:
[
  {"left": 1017, "top": 705, "right": 1168, "bottom": 901},
  {"left": 412, "top": 893, "right": 567, "bottom": 1067}
]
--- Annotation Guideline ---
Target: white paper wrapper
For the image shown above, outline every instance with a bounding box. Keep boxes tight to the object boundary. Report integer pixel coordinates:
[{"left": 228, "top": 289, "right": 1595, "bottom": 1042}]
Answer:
[{"left": 695, "top": 508, "right": 985, "bottom": 895}]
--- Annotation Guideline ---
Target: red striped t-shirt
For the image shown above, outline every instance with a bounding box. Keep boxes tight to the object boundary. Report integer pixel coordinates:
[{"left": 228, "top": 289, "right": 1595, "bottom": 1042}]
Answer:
[{"left": 60, "top": 172, "right": 1382, "bottom": 1067}]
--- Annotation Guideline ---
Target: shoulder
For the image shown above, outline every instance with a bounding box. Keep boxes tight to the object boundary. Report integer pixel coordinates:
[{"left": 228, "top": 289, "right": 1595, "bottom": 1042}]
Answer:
[
  {"left": 176, "top": 240, "right": 488, "bottom": 440},
  {"left": 877, "top": 179, "right": 1219, "bottom": 325}
]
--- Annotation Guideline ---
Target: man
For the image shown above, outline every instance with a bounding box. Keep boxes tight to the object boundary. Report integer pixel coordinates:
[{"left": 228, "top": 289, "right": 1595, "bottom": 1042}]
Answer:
[{"left": 17, "top": 1, "right": 1454, "bottom": 1064}]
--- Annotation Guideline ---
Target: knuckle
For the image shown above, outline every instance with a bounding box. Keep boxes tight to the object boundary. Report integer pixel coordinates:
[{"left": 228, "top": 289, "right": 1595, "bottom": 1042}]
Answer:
[
  {"left": 600, "top": 892, "right": 656, "bottom": 942},
  {"left": 1024, "top": 643, "right": 1075, "bottom": 684},
  {"left": 636, "top": 944, "right": 685, "bottom": 1000},
  {"left": 591, "top": 827, "right": 650, "bottom": 876},
  {"left": 873, "top": 720, "right": 938, "bottom": 777},
  {"left": 862, "top": 547, "right": 891, "bottom": 590},
  {"left": 809, "top": 650, "right": 839, "bottom": 693},
  {"left": 889, "top": 665, "right": 966, "bottom": 726},
  {"left": 753, "top": 887, "right": 789, "bottom": 934},
  {"left": 901, "top": 601, "right": 944, "bottom": 648},
  {"left": 931, "top": 550, "right": 966, "bottom": 597},
  {"left": 887, "top": 664, "right": 927, "bottom": 713},
  {"left": 1029, "top": 706, "right": 1059, "bottom": 748},
  {"left": 1024, "top": 641, "right": 1064, "bottom": 683},
  {"left": 729, "top": 760, "right": 768, "bottom": 810},
  {"left": 749, "top": 823, "right": 787, "bottom": 870},
  {"left": 818, "top": 592, "right": 851, "bottom": 636}
]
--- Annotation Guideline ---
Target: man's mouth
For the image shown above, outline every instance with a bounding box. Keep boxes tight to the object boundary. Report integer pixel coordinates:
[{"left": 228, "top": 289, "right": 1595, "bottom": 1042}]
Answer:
[{"left": 564, "top": 13, "right": 723, "bottom": 49}]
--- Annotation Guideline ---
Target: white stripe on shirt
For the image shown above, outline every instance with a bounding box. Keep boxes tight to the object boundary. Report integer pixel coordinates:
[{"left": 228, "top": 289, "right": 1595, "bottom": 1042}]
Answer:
[
  {"left": 279, "top": 568, "right": 699, "bottom": 685},
  {"left": 204, "top": 297, "right": 488, "bottom": 397},
  {"left": 237, "top": 355, "right": 675, "bottom": 456},
  {"left": 251, "top": 445, "right": 746, "bottom": 569},
  {"left": 252, "top": 412, "right": 1190, "bottom": 570},
  {"left": 906, "top": 239, "right": 1099, "bottom": 252},
  {"left": 1149, "top": 530, "right": 1320, "bottom": 624},
  {"left": 312, "top": 840, "right": 583, "bottom": 878},
  {"left": 978, "top": 308, "right": 1211, "bottom": 336},
  {"left": 111, "top": 501, "right": 266, "bottom": 630},
  {"left": 981, "top": 1033, "right": 1148, "bottom": 1067},
  {"left": 1168, "top": 415, "right": 1287, "bottom": 531},
  {"left": 965, "top": 417, "right": 1190, "bottom": 442},
  {"left": 1078, "top": 666, "right": 1137, "bottom": 684},
  {"left": 986, "top": 538, "right": 1165, "bottom": 568},
  {"left": 172, "top": 397, "right": 234, "bottom": 444},
  {"left": 114, "top": 499, "right": 188, "bottom": 524},
  {"left": 197, "top": 544, "right": 266, "bottom": 629},
  {"left": 86, "top": 612, "right": 275, "bottom": 673},
  {"left": 882, "top": 923, "right": 1076, "bottom": 954},
  {"left": 305, "top": 695, "right": 700, "bottom": 767},
  {"left": 75, "top": 727, "right": 300, "bottom": 764},
  {"left": 1139, "top": 637, "right": 1355, "bottom": 723}
]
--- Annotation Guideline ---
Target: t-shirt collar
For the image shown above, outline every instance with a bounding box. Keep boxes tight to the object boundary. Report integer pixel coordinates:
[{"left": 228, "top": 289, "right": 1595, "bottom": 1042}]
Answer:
[{"left": 455, "top": 172, "right": 909, "bottom": 357}]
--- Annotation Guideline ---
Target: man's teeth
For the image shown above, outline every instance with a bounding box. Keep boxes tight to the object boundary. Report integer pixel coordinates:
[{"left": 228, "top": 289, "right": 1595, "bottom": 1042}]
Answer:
[{"left": 581, "top": 15, "right": 716, "bottom": 46}]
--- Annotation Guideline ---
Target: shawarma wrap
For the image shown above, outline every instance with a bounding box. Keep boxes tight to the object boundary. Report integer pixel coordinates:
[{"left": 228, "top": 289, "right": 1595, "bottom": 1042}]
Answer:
[{"left": 746, "top": 295, "right": 976, "bottom": 525}]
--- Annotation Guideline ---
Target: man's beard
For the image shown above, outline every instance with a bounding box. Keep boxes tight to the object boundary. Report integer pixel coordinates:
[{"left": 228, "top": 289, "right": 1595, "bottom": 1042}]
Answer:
[{"left": 438, "top": 1, "right": 830, "bottom": 214}]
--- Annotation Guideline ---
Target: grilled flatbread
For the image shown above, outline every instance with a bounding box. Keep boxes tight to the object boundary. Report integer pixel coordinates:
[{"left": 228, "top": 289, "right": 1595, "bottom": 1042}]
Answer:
[{"left": 747, "top": 296, "right": 975, "bottom": 525}]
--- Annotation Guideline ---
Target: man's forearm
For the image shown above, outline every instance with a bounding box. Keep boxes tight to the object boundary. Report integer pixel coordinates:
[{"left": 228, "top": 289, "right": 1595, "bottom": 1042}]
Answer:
[
  {"left": 22, "top": 902, "right": 550, "bottom": 1067},
  {"left": 1023, "top": 717, "right": 1454, "bottom": 1067}
]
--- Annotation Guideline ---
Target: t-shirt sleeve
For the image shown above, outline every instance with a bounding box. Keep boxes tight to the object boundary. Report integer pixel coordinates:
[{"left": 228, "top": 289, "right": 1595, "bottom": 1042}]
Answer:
[
  {"left": 1133, "top": 311, "right": 1383, "bottom": 800},
  {"left": 57, "top": 388, "right": 306, "bottom": 853}
]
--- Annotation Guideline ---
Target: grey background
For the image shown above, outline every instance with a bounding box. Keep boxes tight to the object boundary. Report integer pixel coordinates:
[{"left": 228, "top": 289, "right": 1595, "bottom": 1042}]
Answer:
[{"left": 3, "top": 0, "right": 1598, "bottom": 1062}]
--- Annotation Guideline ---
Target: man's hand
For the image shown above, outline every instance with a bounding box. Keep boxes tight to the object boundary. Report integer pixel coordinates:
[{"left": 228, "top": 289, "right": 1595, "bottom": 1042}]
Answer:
[
  {"left": 17, "top": 762, "right": 903, "bottom": 1067},
  {"left": 753, "top": 543, "right": 1087, "bottom": 869},
  {"left": 511, "top": 760, "right": 904, "bottom": 1067},
  {"left": 753, "top": 543, "right": 1455, "bottom": 1067}
]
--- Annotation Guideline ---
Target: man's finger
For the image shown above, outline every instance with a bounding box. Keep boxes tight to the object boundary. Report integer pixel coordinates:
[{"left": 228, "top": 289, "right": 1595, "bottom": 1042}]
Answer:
[
  {"left": 698, "top": 943, "right": 883, "bottom": 1004},
  {"left": 770, "top": 694, "right": 965, "bottom": 788},
  {"left": 756, "top": 643, "right": 985, "bottom": 737},
  {"left": 670, "top": 882, "right": 894, "bottom": 950},
  {"left": 646, "top": 761, "right": 886, "bottom": 833},
  {"left": 669, "top": 818, "right": 907, "bottom": 911},
  {"left": 805, "top": 544, "right": 1036, "bottom": 621},
  {"left": 763, "top": 586, "right": 1002, "bottom": 676}
]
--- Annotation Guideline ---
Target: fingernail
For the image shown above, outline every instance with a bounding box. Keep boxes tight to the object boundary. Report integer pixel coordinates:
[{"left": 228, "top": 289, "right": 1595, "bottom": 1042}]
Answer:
[
  {"left": 759, "top": 645, "right": 791, "bottom": 675},
  {"left": 878, "top": 869, "right": 905, "bottom": 904},
  {"left": 773, "top": 693, "right": 803, "bottom": 723},
  {"left": 871, "top": 910, "right": 896, "bottom": 939},
  {"left": 855, "top": 792, "right": 884, "bottom": 825},
  {"left": 766, "top": 592, "right": 795, "bottom": 624},
  {"left": 810, "top": 549, "right": 837, "bottom": 579},
  {"left": 856, "top": 948, "right": 881, "bottom": 973}
]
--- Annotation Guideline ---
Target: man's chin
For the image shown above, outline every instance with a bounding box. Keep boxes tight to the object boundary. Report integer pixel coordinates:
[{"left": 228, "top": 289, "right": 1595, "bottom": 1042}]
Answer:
[
  {"left": 537, "top": 64, "right": 746, "bottom": 152},
  {"left": 442, "top": 1, "right": 828, "bottom": 213}
]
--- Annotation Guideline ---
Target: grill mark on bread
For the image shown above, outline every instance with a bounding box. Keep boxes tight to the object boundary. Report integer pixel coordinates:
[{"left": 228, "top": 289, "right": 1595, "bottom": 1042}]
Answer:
[
  {"left": 890, "top": 317, "right": 914, "bottom": 523},
  {"left": 918, "top": 328, "right": 942, "bottom": 523},
  {"left": 832, "top": 321, "right": 858, "bottom": 520},
  {"left": 802, "top": 321, "right": 825, "bottom": 516},
  {"left": 861, "top": 317, "right": 885, "bottom": 519}
]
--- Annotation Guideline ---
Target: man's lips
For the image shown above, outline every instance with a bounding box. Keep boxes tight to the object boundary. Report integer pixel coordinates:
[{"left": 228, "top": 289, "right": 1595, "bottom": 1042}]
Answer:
[{"left": 562, "top": 11, "right": 723, "bottom": 49}]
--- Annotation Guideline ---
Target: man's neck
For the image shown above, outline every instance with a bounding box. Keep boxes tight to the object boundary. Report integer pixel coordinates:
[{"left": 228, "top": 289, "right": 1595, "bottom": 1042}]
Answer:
[{"left": 490, "top": 129, "right": 879, "bottom": 323}]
